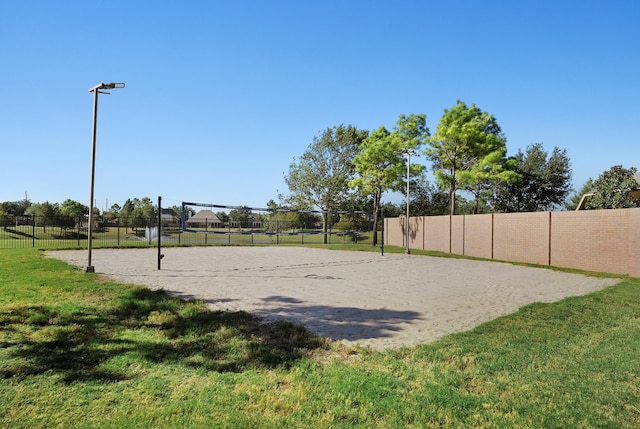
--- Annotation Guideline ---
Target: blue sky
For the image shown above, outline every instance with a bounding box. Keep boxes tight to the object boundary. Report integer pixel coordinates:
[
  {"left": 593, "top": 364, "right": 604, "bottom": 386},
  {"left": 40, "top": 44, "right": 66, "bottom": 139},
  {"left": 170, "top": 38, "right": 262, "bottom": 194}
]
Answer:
[{"left": 2, "top": 0, "right": 639, "bottom": 211}]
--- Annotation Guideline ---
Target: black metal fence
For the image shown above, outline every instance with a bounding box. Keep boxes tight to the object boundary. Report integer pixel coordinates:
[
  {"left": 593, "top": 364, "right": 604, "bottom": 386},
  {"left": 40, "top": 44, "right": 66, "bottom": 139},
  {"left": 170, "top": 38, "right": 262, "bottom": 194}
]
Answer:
[{"left": 0, "top": 215, "right": 373, "bottom": 249}]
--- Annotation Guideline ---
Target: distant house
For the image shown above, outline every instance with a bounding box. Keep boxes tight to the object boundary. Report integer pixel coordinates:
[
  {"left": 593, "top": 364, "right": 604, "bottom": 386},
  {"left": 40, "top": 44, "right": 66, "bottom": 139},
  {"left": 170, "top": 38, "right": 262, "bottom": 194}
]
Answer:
[
  {"left": 185, "top": 210, "right": 223, "bottom": 228},
  {"left": 229, "top": 215, "right": 263, "bottom": 229}
]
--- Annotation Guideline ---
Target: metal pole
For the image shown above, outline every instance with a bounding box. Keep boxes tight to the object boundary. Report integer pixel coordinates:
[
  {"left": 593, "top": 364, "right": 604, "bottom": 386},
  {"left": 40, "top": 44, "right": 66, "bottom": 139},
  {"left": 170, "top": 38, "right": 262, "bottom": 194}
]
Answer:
[
  {"left": 86, "top": 82, "right": 124, "bottom": 272},
  {"left": 158, "top": 196, "right": 163, "bottom": 270},
  {"left": 404, "top": 149, "right": 413, "bottom": 254},
  {"left": 87, "top": 88, "right": 99, "bottom": 272},
  {"left": 381, "top": 209, "right": 385, "bottom": 256}
]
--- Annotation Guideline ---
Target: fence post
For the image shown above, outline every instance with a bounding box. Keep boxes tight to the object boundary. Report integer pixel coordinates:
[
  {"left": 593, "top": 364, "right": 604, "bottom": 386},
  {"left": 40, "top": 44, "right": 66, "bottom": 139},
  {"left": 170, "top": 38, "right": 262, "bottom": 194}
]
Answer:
[
  {"left": 422, "top": 215, "right": 426, "bottom": 251},
  {"left": 32, "top": 215, "right": 35, "bottom": 248},
  {"left": 381, "top": 211, "right": 385, "bottom": 256},
  {"left": 491, "top": 213, "right": 494, "bottom": 259},
  {"left": 448, "top": 215, "right": 452, "bottom": 254},
  {"left": 158, "top": 196, "right": 162, "bottom": 270},
  {"left": 548, "top": 211, "right": 552, "bottom": 266},
  {"left": 462, "top": 215, "right": 466, "bottom": 256}
]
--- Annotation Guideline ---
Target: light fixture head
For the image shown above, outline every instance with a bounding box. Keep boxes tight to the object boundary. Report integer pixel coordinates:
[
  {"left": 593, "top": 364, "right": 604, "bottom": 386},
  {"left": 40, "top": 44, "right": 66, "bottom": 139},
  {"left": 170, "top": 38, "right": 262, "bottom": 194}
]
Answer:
[{"left": 89, "top": 82, "right": 126, "bottom": 92}]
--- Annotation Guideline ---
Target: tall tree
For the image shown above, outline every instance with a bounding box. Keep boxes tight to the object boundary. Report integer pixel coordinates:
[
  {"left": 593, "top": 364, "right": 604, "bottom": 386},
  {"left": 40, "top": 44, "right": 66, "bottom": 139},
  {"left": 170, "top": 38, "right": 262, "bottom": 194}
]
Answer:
[
  {"left": 119, "top": 199, "right": 134, "bottom": 217},
  {"left": 137, "top": 197, "right": 156, "bottom": 226},
  {"left": 60, "top": 199, "right": 88, "bottom": 219},
  {"left": 228, "top": 207, "right": 251, "bottom": 227},
  {"left": 25, "top": 201, "right": 60, "bottom": 229},
  {"left": 117, "top": 197, "right": 155, "bottom": 230},
  {"left": 459, "top": 149, "right": 520, "bottom": 214},
  {"left": 283, "top": 125, "right": 368, "bottom": 243},
  {"left": 583, "top": 165, "right": 640, "bottom": 209},
  {"left": 0, "top": 198, "right": 31, "bottom": 216},
  {"left": 0, "top": 209, "right": 12, "bottom": 229},
  {"left": 350, "top": 114, "right": 429, "bottom": 245},
  {"left": 424, "top": 100, "right": 506, "bottom": 215},
  {"left": 59, "top": 199, "right": 88, "bottom": 228},
  {"left": 381, "top": 201, "right": 402, "bottom": 218},
  {"left": 410, "top": 174, "right": 450, "bottom": 216},
  {"left": 216, "top": 211, "right": 229, "bottom": 224},
  {"left": 493, "top": 143, "right": 572, "bottom": 212},
  {"left": 264, "top": 200, "right": 299, "bottom": 233}
]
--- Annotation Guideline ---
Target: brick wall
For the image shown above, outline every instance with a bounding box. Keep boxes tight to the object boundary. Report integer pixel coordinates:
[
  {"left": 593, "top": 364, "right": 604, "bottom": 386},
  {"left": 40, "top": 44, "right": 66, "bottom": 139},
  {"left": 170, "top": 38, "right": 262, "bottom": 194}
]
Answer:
[
  {"left": 550, "top": 209, "right": 637, "bottom": 274},
  {"left": 462, "top": 213, "right": 493, "bottom": 259},
  {"left": 493, "top": 212, "right": 550, "bottom": 265},
  {"left": 384, "top": 208, "right": 640, "bottom": 276}
]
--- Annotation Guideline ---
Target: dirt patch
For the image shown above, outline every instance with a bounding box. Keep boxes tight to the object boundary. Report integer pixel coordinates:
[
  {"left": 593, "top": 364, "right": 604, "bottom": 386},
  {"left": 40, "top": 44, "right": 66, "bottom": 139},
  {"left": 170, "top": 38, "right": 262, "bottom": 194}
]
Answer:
[{"left": 48, "top": 247, "right": 619, "bottom": 350}]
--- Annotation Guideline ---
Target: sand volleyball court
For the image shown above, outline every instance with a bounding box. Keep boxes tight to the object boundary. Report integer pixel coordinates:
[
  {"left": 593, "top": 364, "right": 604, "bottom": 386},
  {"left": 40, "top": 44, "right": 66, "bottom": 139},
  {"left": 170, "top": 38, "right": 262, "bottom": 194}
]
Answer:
[{"left": 48, "top": 247, "right": 619, "bottom": 350}]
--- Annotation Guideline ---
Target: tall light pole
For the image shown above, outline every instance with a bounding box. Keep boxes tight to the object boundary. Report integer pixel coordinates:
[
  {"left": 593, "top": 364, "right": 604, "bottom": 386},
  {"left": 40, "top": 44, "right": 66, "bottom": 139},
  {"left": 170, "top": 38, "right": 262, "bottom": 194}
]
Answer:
[
  {"left": 87, "top": 82, "right": 125, "bottom": 273},
  {"left": 401, "top": 148, "right": 415, "bottom": 254}
]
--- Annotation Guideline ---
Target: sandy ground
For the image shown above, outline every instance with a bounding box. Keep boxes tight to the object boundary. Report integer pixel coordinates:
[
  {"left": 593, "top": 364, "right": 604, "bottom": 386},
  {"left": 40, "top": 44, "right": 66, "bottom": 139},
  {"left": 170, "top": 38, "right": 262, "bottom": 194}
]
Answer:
[{"left": 47, "top": 247, "right": 619, "bottom": 350}]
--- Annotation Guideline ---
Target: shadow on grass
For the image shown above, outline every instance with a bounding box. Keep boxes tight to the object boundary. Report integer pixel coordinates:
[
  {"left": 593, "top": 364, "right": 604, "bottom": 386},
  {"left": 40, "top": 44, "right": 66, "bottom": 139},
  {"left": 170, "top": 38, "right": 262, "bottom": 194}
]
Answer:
[
  {"left": 0, "top": 288, "right": 328, "bottom": 383},
  {"left": 52, "top": 231, "right": 87, "bottom": 240},
  {"left": 3, "top": 227, "right": 34, "bottom": 238},
  {"left": 165, "top": 291, "right": 423, "bottom": 343},
  {"left": 255, "top": 295, "right": 422, "bottom": 342}
]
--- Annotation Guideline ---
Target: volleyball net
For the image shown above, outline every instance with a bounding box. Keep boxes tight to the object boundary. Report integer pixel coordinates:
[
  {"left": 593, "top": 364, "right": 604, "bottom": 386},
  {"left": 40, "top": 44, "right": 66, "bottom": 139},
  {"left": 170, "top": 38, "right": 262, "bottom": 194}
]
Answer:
[{"left": 180, "top": 201, "right": 373, "bottom": 245}]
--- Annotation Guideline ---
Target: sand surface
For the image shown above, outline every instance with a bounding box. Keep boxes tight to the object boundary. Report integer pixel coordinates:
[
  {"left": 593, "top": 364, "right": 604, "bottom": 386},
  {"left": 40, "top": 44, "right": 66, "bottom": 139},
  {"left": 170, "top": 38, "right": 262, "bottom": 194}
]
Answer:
[{"left": 47, "top": 247, "right": 619, "bottom": 350}]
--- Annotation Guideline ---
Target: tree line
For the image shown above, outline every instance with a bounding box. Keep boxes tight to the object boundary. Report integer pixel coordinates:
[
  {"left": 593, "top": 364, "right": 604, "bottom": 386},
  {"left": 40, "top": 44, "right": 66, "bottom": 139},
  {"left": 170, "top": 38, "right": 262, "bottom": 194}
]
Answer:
[
  {"left": 0, "top": 197, "right": 182, "bottom": 231},
  {"left": 280, "top": 100, "right": 639, "bottom": 244},
  {"left": 2, "top": 101, "right": 638, "bottom": 235}
]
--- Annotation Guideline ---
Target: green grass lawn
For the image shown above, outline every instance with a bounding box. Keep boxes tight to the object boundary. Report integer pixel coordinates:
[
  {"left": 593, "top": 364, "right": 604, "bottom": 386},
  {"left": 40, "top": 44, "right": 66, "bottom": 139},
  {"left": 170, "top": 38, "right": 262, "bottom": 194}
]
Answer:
[
  {"left": 0, "top": 248, "right": 638, "bottom": 428},
  {"left": 0, "top": 226, "right": 373, "bottom": 249}
]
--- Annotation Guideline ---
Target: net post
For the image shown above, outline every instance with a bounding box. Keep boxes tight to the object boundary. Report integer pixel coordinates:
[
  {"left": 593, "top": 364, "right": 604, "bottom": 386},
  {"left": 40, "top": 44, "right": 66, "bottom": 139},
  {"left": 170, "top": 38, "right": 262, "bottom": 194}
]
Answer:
[
  {"left": 181, "top": 201, "right": 186, "bottom": 232},
  {"left": 381, "top": 209, "right": 384, "bottom": 256},
  {"left": 157, "top": 196, "right": 164, "bottom": 270}
]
